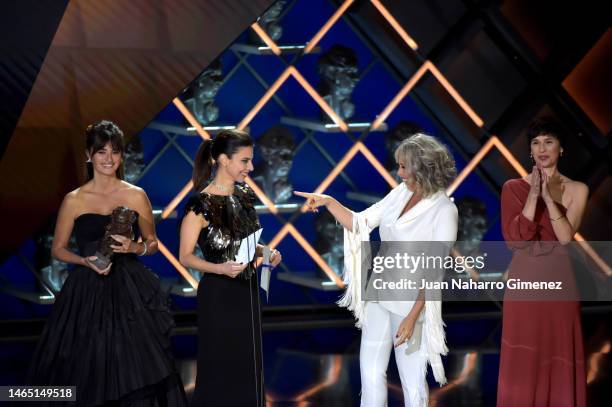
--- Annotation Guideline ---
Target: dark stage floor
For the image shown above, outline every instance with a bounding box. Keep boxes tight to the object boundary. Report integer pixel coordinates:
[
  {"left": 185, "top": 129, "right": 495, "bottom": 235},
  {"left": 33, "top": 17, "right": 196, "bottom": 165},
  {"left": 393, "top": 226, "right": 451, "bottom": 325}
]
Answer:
[{"left": 1, "top": 308, "right": 610, "bottom": 406}]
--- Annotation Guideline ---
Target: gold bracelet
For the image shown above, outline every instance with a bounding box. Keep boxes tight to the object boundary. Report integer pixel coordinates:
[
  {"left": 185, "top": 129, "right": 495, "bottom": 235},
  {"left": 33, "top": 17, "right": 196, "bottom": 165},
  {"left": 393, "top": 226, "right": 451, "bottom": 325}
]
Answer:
[{"left": 550, "top": 214, "right": 564, "bottom": 221}]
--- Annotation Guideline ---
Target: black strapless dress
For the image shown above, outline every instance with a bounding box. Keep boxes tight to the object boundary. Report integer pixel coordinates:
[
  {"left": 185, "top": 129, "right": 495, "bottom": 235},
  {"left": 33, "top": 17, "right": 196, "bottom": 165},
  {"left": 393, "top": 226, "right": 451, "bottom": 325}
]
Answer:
[{"left": 27, "top": 213, "right": 187, "bottom": 406}]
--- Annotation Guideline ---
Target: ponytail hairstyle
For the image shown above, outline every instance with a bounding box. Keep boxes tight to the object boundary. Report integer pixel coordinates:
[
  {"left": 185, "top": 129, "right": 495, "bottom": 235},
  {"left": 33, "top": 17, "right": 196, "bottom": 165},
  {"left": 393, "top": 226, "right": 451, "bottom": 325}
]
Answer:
[
  {"left": 192, "top": 129, "right": 254, "bottom": 192},
  {"left": 85, "top": 120, "right": 125, "bottom": 181}
]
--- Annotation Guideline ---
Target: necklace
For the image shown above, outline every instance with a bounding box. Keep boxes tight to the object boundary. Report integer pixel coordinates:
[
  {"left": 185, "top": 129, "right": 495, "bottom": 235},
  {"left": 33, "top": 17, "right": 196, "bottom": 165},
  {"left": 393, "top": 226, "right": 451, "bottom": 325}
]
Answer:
[{"left": 211, "top": 180, "right": 233, "bottom": 193}]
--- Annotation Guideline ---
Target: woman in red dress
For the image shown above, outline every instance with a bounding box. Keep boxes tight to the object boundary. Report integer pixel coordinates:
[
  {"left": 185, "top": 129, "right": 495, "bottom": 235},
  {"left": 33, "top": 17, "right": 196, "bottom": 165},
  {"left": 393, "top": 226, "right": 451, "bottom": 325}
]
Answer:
[{"left": 498, "top": 117, "right": 588, "bottom": 406}]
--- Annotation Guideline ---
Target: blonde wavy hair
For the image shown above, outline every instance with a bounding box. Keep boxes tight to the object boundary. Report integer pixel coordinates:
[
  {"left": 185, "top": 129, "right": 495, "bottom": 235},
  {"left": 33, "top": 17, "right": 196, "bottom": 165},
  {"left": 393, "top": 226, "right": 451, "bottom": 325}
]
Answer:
[{"left": 394, "top": 133, "right": 456, "bottom": 196}]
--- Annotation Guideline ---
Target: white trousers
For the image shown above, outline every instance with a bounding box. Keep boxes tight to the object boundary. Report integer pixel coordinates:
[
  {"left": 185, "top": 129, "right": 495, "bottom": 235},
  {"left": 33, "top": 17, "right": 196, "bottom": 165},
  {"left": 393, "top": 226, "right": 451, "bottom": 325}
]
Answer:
[{"left": 360, "top": 302, "right": 428, "bottom": 407}]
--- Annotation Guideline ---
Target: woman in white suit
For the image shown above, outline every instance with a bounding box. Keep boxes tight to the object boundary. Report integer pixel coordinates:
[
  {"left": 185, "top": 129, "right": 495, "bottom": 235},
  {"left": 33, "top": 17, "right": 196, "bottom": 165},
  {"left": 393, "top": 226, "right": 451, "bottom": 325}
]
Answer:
[{"left": 296, "top": 133, "right": 458, "bottom": 406}]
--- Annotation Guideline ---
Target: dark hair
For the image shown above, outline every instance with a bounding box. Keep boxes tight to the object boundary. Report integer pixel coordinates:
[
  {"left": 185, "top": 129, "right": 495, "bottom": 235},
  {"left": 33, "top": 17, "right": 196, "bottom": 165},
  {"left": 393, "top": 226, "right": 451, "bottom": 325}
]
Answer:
[
  {"left": 192, "top": 129, "right": 254, "bottom": 192},
  {"left": 526, "top": 116, "right": 566, "bottom": 147},
  {"left": 85, "top": 120, "right": 125, "bottom": 180}
]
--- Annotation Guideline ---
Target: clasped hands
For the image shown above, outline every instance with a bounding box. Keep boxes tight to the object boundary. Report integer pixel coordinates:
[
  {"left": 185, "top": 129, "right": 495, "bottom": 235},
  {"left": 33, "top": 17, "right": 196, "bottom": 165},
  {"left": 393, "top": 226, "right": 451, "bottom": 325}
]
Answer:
[{"left": 528, "top": 164, "right": 553, "bottom": 203}]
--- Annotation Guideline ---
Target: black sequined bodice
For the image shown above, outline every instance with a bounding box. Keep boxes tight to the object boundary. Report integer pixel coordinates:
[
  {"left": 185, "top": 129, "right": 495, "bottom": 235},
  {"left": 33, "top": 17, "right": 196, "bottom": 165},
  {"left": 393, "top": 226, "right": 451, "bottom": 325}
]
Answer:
[{"left": 184, "top": 183, "right": 261, "bottom": 278}]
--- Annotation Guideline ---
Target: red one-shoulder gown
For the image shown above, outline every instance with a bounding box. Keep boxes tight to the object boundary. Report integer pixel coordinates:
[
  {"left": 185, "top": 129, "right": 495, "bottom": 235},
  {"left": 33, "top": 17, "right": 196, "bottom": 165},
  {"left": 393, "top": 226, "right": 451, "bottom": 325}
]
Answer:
[{"left": 497, "top": 178, "right": 586, "bottom": 407}]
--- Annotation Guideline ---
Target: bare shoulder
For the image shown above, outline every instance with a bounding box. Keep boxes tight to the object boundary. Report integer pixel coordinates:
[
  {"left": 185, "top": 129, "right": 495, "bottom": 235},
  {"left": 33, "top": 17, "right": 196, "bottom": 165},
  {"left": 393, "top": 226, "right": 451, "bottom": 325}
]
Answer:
[
  {"left": 120, "top": 181, "right": 147, "bottom": 199},
  {"left": 63, "top": 186, "right": 85, "bottom": 206},
  {"left": 119, "top": 180, "right": 142, "bottom": 192},
  {"left": 64, "top": 187, "right": 79, "bottom": 200},
  {"left": 561, "top": 178, "right": 588, "bottom": 210},
  {"left": 58, "top": 187, "right": 85, "bottom": 217},
  {"left": 563, "top": 178, "right": 589, "bottom": 196},
  {"left": 120, "top": 181, "right": 151, "bottom": 213}
]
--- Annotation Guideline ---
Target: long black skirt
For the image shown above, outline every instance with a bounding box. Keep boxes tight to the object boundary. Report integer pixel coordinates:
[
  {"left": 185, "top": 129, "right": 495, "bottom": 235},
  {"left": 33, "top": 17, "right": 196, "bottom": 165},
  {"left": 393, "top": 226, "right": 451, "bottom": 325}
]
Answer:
[
  {"left": 191, "top": 273, "right": 264, "bottom": 406},
  {"left": 27, "top": 254, "right": 187, "bottom": 406}
]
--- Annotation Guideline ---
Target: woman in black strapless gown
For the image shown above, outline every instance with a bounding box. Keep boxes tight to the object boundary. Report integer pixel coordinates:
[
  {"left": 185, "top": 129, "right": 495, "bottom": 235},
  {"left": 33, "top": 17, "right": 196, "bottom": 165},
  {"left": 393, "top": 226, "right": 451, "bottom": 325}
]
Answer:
[
  {"left": 27, "top": 121, "right": 187, "bottom": 406},
  {"left": 179, "top": 130, "right": 282, "bottom": 407}
]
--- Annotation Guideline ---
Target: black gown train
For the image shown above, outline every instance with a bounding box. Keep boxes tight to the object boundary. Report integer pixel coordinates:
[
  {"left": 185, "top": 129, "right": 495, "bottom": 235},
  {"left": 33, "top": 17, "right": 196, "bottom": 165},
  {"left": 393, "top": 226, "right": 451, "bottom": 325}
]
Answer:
[
  {"left": 184, "top": 183, "right": 264, "bottom": 407},
  {"left": 27, "top": 212, "right": 187, "bottom": 406}
]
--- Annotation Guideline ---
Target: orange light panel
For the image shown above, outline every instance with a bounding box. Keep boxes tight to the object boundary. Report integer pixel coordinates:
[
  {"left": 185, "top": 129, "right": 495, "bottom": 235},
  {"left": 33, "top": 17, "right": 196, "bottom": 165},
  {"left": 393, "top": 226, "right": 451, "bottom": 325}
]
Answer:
[
  {"left": 268, "top": 224, "right": 291, "bottom": 249},
  {"left": 287, "top": 225, "right": 344, "bottom": 287},
  {"left": 162, "top": 180, "right": 194, "bottom": 219},
  {"left": 289, "top": 67, "right": 349, "bottom": 131},
  {"left": 172, "top": 98, "right": 211, "bottom": 140},
  {"left": 268, "top": 224, "right": 344, "bottom": 287},
  {"left": 357, "top": 143, "right": 399, "bottom": 187},
  {"left": 373, "top": 61, "right": 485, "bottom": 130},
  {"left": 429, "top": 352, "right": 477, "bottom": 405},
  {"left": 425, "top": 61, "right": 484, "bottom": 127},
  {"left": 245, "top": 176, "right": 278, "bottom": 214},
  {"left": 447, "top": 136, "right": 527, "bottom": 196},
  {"left": 304, "top": 0, "right": 354, "bottom": 53},
  {"left": 238, "top": 67, "right": 348, "bottom": 132},
  {"left": 157, "top": 240, "right": 198, "bottom": 288},
  {"left": 294, "top": 355, "right": 342, "bottom": 400},
  {"left": 587, "top": 340, "right": 611, "bottom": 384},
  {"left": 372, "top": 62, "right": 429, "bottom": 130},
  {"left": 238, "top": 68, "right": 293, "bottom": 130},
  {"left": 251, "top": 22, "right": 282, "bottom": 55},
  {"left": 446, "top": 138, "right": 496, "bottom": 196},
  {"left": 574, "top": 238, "right": 612, "bottom": 276},
  {"left": 370, "top": 0, "right": 418, "bottom": 50},
  {"left": 491, "top": 137, "right": 528, "bottom": 177},
  {"left": 312, "top": 143, "right": 361, "bottom": 197}
]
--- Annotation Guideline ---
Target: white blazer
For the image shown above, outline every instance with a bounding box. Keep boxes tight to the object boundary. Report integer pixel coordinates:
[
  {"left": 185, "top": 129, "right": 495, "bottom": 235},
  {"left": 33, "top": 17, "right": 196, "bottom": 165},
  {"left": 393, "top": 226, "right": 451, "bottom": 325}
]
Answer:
[{"left": 356, "top": 182, "right": 458, "bottom": 316}]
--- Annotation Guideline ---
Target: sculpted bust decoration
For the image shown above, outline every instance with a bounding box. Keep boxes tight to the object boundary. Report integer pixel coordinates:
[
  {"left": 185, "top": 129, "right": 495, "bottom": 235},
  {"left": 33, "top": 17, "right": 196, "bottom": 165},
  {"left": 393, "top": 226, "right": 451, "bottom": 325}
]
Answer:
[
  {"left": 317, "top": 44, "right": 359, "bottom": 121},
  {"left": 252, "top": 126, "right": 295, "bottom": 203}
]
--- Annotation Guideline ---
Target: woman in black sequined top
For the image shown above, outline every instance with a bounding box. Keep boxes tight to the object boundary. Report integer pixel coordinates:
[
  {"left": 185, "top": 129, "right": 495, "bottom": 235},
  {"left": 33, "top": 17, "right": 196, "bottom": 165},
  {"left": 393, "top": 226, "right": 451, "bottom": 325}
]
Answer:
[
  {"left": 179, "top": 129, "right": 281, "bottom": 406},
  {"left": 184, "top": 184, "right": 261, "bottom": 278}
]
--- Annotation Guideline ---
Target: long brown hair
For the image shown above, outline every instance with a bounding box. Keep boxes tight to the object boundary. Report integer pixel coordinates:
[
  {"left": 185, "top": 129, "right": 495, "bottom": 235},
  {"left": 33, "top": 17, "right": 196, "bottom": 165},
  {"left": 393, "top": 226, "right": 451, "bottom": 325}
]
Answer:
[
  {"left": 192, "top": 129, "right": 253, "bottom": 192},
  {"left": 85, "top": 120, "right": 125, "bottom": 180}
]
